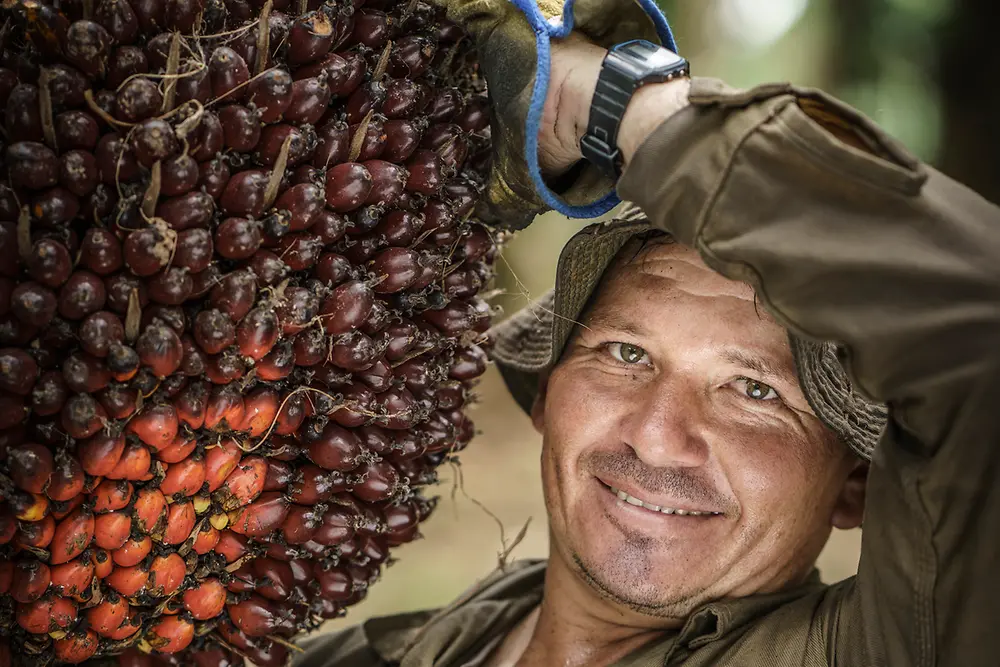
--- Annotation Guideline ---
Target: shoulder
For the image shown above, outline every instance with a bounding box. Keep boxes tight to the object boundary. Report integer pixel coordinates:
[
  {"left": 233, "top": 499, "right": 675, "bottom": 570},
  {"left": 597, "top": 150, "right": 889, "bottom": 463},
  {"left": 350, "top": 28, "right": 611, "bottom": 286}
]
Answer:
[{"left": 292, "top": 621, "right": 394, "bottom": 667}]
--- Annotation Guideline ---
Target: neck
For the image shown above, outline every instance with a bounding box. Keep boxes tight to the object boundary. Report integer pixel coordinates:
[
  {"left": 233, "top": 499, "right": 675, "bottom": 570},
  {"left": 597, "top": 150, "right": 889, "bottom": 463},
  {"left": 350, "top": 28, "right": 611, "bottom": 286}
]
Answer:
[{"left": 512, "top": 549, "right": 680, "bottom": 667}]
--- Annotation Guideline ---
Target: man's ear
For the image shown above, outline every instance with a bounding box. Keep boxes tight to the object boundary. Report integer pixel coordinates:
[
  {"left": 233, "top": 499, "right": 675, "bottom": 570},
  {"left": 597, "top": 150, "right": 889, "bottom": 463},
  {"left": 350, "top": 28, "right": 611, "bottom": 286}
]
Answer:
[
  {"left": 831, "top": 459, "right": 868, "bottom": 530},
  {"left": 530, "top": 371, "right": 550, "bottom": 434}
]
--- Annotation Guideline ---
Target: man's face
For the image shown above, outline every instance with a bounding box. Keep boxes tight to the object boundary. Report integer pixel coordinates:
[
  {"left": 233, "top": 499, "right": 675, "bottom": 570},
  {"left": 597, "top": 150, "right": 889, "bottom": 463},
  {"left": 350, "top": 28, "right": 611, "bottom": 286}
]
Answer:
[{"left": 534, "top": 241, "right": 863, "bottom": 620}]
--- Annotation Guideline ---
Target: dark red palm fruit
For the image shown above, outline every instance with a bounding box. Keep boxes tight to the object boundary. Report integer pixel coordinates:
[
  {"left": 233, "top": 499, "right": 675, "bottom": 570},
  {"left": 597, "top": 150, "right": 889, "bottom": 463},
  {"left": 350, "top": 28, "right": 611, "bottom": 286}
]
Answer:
[
  {"left": 30, "top": 186, "right": 81, "bottom": 226},
  {"left": 380, "top": 386, "right": 419, "bottom": 429},
  {"left": 76, "top": 432, "right": 125, "bottom": 477},
  {"left": 47, "top": 454, "right": 85, "bottom": 502},
  {"left": 307, "top": 422, "right": 363, "bottom": 472},
  {"left": 106, "top": 563, "right": 148, "bottom": 597},
  {"left": 204, "top": 385, "right": 244, "bottom": 431},
  {"left": 443, "top": 268, "right": 482, "bottom": 299},
  {"left": 390, "top": 34, "right": 437, "bottom": 78},
  {"left": 173, "top": 228, "right": 213, "bottom": 273},
  {"left": 287, "top": 10, "right": 336, "bottom": 65},
  {"left": 240, "top": 387, "right": 281, "bottom": 437},
  {"left": 256, "top": 341, "right": 296, "bottom": 382},
  {"left": 162, "top": 500, "right": 195, "bottom": 545},
  {"left": 357, "top": 358, "right": 392, "bottom": 392},
  {"left": 10, "top": 559, "right": 51, "bottom": 603},
  {"left": 147, "top": 552, "right": 186, "bottom": 597},
  {"left": 159, "top": 455, "right": 206, "bottom": 497},
  {"left": 49, "top": 505, "right": 94, "bottom": 565},
  {"left": 292, "top": 328, "right": 326, "bottom": 367},
  {"left": 262, "top": 459, "right": 295, "bottom": 492},
  {"left": 209, "top": 46, "right": 250, "bottom": 103},
  {"left": 107, "top": 344, "right": 141, "bottom": 382},
  {"left": 0, "top": 348, "right": 38, "bottom": 396},
  {"left": 16, "top": 595, "right": 78, "bottom": 634},
  {"left": 450, "top": 343, "right": 489, "bottom": 381},
  {"left": 53, "top": 629, "right": 100, "bottom": 663},
  {"left": 136, "top": 321, "right": 183, "bottom": 378},
  {"left": 130, "top": 118, "right": 178, "bottom": 168},
  {"left": 104, "top": 273, "right": 148, "bottom": 315},
  {"left": 312, "top": 121, "right": 349, "bottom": 168},
  {"left": 7, "top": 442, "right": 54, "bottom": 494},
  {"left": 15, "top": 513, "right": 55, "bottom": 549},
  {"left": 275, "top": 183, "right": 325, "bottom": 232},
  {"left": 157, "top": 191, "right": 216, "bottom": 232},
  {"left": 160, "top": 154, "right": 200, "bottom": 197},
  {"left": 248, "top": 69, "right": 294, "bottom": 123},
  {"left": 6, "top": 84, "right": 45, "bottom": 143},
  {"left": 423, "top": 124, "right": 469, "bottom": 170},
  {"left": 280, "top": 504, "right": 324, "bottom": 545},
  {"left": 10, "top": 281, "right": 57, "bottom": 327},
  {"left": 218, "top": 104, "right": 262, "bottom": 152},
  {"left": 193, "top": 308, "right": 236, "bottom": 355},
  {"left": 220, "top": 169, "right": 270, "bottom": 218},
  {"left": 313, "top": 212, "right": 349, "bottom": 248},
  {"left": 25, "top": 238, "right": 73, "bottom": 289},
  {"left": 112, "top": 534, "right": 152, "bottom": 568},
  {"left": 384, "top": 502, "right": 420, "bottom": 546},
  {"left": 381, "top": 79, "right": 425, "bottom": 119},
  {"left": 49, "top": 557, "right": 94, "bottom": 598},
  {"left": 0, "top": 393, "right": 29, "bottom": 430},
  {"left": 182, "top": 577, "right": 226, "bottom": 620},
  {"left": 209, "top": 269, "right": 258, "bottom": 321},
  {"left": 191, "top": 522, "right": 221, "bottom": 554},
  {"left": 236, "top": 306, "right": 280, "bottom": 361},
  {"left": 86, "top": 590, "right": 129, "bottom": 636},
  {"left": 214, "top": 455, "right": 267, "bottom": 510},
  {"left": 228, "top": 594, "right": 295, "bottom": 637},
  {"left": 274, "top": 232, "right": 323, "bottom": 271},
  {"left": 382, "top": 117, "right": 426, "bottom": 163},
  {"left": 55, "top": 110, "right": 100, "bottom": 151},
  {"left": 123, "top": 227, "right": 170, "bottom": 277},
  {"left": 204, "top": 349, "right": 247, "bottom": 385},
  {"left": 370, "top": 247, "right": 421, "bottom": 293},
  {"left": 363, "top": 159, "right": 408, "bottom": 207},
  {"left": 0, "top": 506, "right": 17, "bottom": 546},
  {"left": 229, "top": 492, "right": 290, "bottom": 538},
  {"left": 325, "top": 162, "right": 373, "bottom": 212},
  {"left": 214, "top": 530, "right": 249, "bottom": 564},
  {"left": 313, "top": 253, "right": 351, "bottom": 288},
  {"left": 132, "top": 485, "right": 167, "bottom": 535},
  {"left": 144, "top": 614, "right": 194, "bottom": 654},
  {"left": 320, "top": 280, "right": 374, "bottom": 334},
  {"left": 376, "top": 209, "right": 425, "bottom": 247},
  {"left": 113, "top": 76, "right": 161, "bottom": 123},
  {"left": 92, "top": 479, "right": 133, "bottom": 513},
  {"left": 215, "top": 217, "right": 263, "bottom": 260},
  {"left": 190, "top": 264, "right": 223, "bottom": 300},
  {"left": 105, "top": 45, "right": 147, "bottom": 89},
  {"left": 331, "top": 382, "right": 376, "bottom": 427},
  {"left": 405, "top": 148, "right": 444, "bottom": 195},
  {"left": 7, "top": 141, "right": 59, "bottom": 190},
  {"left": 62, "top": 352, "right": 111, "bottom": 393},
  {"left": 94, "top": 0, "right": 137, "bottom": 40},
  {"left": 348, "top": 9, "right": 390, "bottom": 48},
  {"left": 62, "top": 18, "right": 112, "bottom": 76},
  {"left": 164, "top": 0, "right": 204, "bottom": 31},
  {"left": 248, "top": 250, "right": 290, "bottom": 287},
  {"left": 252, "top": 558, "right": 295, "bottom": 601},
  {"left": 256, "top": 123, "right": 316, "bottom": 168},
  {"left": 58, "top": 149, "right": 100, "bottom": 199},
  {"left": 189, "top": 111, "right": 224, "bottom": 162},
  {"left": 285, "top": 76, "right": 332, "bottom": 125},
  {"left": 93, "top": 511, "right": 131, "bottom": 550},
  {"left": 274, "top": 286, "right": 320, "bottom": 336},
  {"left": 78, "top": 311, "right": 125, "bottom": 357},
  {"left": 94, "top": 132, "right": 141, "bottom": 184},
  {"left": 346, "top": 80, "right": 386, "bottom": 124},
  {"left": 174, "top": 380, "right": 208, "bottom": 429},
  {"left": 353, "top": 460, "right": 400, "bottom": 503},
  {"left": 329, "top": 330, "right": 378, "bottom": 371},
  {"left": 348, "top": 115, "right": 388, "bottom": 161}
]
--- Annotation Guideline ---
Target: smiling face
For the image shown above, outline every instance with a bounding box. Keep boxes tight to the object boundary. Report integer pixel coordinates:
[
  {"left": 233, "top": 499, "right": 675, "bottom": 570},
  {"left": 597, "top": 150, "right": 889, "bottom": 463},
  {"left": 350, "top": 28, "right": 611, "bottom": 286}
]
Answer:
[{"left": 533, "top": 239, "right": 865, "bottom": 622}]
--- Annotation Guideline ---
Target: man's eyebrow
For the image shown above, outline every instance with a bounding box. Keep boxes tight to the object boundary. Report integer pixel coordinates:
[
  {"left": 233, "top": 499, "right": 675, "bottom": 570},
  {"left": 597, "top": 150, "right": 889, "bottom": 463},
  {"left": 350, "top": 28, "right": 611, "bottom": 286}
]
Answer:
[
  {"left": 721, "top": 349, "right": 786, "bottom": 381},
  {"left": 584, "top": 310, "right": 649, "bottom": 338}
]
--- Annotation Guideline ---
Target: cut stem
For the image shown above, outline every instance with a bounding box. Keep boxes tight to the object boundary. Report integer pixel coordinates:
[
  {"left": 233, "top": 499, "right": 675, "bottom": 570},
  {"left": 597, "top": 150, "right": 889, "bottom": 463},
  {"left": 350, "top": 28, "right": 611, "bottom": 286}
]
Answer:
[
  {"left": 256, "top": 0, "right": 273, "bottom": 76},
  {"left": 262, "top": 133, "right": 293, "bottom": 209},
  {"left": 17, "top": 206, "right": 31, "bottom": 265},
  {"left": 38, "top": 68, "right": 58, "bottom": 152},
  {"left": 161, "top": 33, "right": 183, "bottom": 113},
  {"left": 373, "top": 40, "right": 393, "bottom": 80},
  {"left": 141, "top": 161, "right": 162, "bottom": 220},
  {"left": 125, "top": 288, "right": 142, "bottom": 342},
  {"left": 347, "top": 108, "right": 373, "bottom": 162}
]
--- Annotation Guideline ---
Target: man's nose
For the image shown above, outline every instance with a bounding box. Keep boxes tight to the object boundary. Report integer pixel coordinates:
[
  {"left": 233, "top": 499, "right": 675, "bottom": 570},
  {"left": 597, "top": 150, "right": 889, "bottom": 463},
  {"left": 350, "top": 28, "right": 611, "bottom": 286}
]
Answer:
[{"left": 620, "top": 373, "right": 709, "bottom": 469}]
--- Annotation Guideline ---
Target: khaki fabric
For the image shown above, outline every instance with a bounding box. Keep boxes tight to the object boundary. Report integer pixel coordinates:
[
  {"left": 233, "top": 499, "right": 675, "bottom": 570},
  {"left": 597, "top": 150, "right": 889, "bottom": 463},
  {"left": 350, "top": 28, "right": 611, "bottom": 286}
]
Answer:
[{"left": 294, "top": 77, "right": 1000, "bottom": 666}]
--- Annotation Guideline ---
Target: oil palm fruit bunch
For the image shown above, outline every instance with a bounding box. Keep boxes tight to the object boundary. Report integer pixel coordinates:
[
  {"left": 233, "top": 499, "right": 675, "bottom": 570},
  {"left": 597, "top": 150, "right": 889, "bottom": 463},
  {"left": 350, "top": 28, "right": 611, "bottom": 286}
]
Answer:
[{"left": 0, "top": 0, "right": 496, "bottom": 663}]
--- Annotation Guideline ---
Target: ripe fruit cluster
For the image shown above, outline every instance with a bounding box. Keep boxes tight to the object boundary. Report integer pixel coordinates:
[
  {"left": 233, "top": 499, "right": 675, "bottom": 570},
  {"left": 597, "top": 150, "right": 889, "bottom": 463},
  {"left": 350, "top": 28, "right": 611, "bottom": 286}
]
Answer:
[{"left": 0, "top": 0, "right": 496, "bottom": 664}]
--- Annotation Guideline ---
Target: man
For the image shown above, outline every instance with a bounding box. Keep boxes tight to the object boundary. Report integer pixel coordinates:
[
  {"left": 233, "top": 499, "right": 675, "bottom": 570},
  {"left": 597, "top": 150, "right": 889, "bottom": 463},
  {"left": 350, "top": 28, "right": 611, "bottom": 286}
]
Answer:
[{"left": 296, "top": 0, "right": 1000, "bottom": 665}]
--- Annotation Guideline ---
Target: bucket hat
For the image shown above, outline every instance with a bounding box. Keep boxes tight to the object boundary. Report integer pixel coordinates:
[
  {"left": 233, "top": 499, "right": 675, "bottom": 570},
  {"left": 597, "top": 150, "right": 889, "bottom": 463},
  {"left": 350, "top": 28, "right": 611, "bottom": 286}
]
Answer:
[{"left": 488, "top": 205, "right": 888, "bottom": 461}]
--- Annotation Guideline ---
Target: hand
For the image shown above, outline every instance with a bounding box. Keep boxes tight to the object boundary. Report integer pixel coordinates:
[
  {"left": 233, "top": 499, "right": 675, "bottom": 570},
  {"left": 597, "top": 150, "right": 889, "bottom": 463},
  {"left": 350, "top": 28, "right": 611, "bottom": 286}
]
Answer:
[
  {"left": 539, "top": 35, "right": 691, "bottom": 176},
  {"left": 428, "top": 0, "right": 670, "bottom": 228}
]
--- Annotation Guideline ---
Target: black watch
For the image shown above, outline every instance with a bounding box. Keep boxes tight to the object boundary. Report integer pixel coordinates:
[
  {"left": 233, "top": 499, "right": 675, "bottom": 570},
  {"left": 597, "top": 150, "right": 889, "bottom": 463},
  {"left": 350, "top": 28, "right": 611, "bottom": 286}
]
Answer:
[{"left": 581, "top": 40, "right": 690, "bottom": 179}]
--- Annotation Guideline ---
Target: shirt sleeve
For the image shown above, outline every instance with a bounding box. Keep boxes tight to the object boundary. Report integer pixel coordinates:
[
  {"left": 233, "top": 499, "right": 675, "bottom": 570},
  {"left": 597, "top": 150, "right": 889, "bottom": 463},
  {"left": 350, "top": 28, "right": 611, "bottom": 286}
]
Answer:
[{"left": 617, "top": 77, "right": 1000, "bottom": 667}]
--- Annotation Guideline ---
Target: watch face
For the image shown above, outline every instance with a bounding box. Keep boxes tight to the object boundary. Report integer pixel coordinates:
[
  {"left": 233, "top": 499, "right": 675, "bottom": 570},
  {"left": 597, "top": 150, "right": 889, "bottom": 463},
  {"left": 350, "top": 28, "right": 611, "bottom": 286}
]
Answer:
[{"left": 615, "top": 39, "right": 685, "bottom": 72}]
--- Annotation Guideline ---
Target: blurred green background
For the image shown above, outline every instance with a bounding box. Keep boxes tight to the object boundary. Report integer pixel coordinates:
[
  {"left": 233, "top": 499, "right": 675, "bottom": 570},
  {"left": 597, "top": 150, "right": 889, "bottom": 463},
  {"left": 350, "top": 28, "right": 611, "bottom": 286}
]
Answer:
[{"left": 320, "top": 0, "right": 998, "bottom": 635}]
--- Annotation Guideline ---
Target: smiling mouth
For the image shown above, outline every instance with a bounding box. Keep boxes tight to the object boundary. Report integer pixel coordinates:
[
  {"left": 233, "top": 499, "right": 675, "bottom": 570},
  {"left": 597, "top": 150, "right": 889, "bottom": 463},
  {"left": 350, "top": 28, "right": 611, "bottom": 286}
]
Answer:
[{"left": 605, "top": 483, "right": 723, "bottom": 517}]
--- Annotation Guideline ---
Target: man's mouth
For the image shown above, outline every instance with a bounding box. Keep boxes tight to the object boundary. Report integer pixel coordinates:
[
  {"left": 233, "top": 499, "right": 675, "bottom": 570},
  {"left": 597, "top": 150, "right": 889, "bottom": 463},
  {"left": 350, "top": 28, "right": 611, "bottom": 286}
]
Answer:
[{"left": 605, "top": 484, "right": 723, "bottom": 517}]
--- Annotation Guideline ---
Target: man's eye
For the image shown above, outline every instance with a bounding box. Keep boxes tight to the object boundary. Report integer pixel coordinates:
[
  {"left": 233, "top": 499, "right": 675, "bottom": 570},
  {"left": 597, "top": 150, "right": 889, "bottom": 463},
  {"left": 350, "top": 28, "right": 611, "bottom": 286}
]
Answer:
[
  {"left": 608, "top": 343, "right": 649, "bottom": 365},
  {"left": 735, "top": 377, "right": 779, "bottom": 401}
]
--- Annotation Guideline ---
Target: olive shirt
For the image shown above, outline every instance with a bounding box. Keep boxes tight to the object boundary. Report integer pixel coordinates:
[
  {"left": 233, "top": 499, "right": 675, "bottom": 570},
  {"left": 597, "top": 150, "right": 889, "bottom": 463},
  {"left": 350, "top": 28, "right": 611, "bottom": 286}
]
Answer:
[{"left": 294, "top": 78, "right": 1000, "bottom": 667}]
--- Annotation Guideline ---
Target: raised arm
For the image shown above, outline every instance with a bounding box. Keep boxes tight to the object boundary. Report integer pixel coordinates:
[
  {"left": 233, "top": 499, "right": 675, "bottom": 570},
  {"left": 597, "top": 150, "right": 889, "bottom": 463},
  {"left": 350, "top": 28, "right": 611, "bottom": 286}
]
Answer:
[{"left": 540, "top": 42, "right": 1000, "bottom": 666}]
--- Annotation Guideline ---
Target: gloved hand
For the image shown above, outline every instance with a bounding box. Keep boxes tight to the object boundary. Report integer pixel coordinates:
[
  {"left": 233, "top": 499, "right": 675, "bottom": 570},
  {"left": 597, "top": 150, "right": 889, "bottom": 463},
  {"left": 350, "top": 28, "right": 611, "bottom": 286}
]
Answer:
[{"left": 429, "top": 0, "right": 678, "bottom": 229}]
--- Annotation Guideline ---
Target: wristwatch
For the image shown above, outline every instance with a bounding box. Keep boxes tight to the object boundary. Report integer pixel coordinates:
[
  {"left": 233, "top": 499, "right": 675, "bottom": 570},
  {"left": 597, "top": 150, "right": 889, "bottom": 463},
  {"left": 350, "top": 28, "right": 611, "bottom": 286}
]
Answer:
[{"left": 581, "top": 40, "right": 690, "bottom": 179}]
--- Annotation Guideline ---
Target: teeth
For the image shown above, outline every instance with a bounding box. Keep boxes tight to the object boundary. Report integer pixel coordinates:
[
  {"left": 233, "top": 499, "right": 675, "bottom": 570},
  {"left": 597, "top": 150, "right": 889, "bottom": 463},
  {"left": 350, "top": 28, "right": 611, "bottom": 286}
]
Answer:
[{"left": 608, "top": 486, "right": 720, "bottom": 516}]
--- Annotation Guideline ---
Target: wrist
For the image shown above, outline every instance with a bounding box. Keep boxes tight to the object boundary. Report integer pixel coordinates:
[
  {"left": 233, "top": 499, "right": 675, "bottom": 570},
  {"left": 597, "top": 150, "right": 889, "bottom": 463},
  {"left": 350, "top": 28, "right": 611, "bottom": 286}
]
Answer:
[{"left": 617, "top": 78, "right": 690, "bottom": 168}]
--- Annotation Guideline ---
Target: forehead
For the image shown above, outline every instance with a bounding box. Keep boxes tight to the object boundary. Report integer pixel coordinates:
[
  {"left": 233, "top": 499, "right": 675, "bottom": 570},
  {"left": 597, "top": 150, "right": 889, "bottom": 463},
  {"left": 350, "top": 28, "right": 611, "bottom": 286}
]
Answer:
[{"left": 586, "top": 241, "right": 789, "bottom": 354}]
